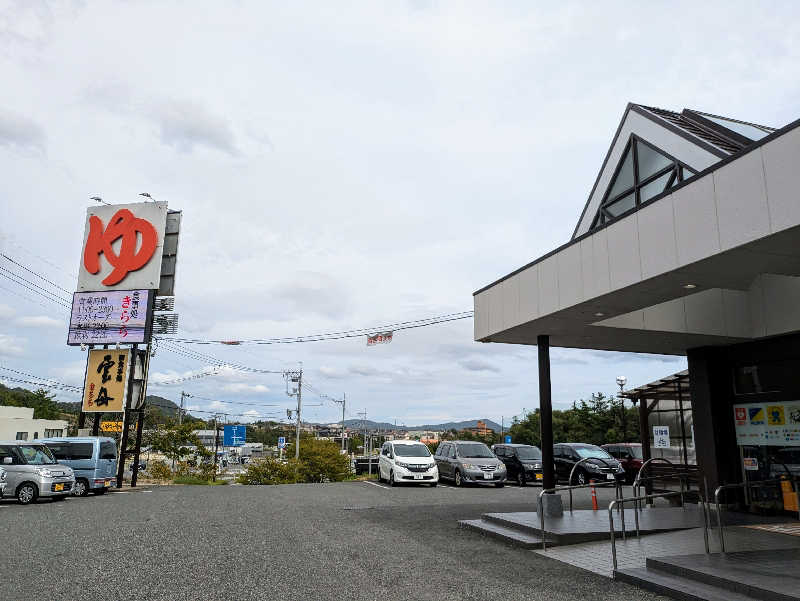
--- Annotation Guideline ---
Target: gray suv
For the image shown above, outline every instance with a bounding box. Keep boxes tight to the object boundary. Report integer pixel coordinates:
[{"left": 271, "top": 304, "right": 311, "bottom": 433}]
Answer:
[
  {"left": 434, "top": 440, "right": 506, "bottom": 487},
  {"left": 0, "top": 442, "right": 75, "bottom": 504}
]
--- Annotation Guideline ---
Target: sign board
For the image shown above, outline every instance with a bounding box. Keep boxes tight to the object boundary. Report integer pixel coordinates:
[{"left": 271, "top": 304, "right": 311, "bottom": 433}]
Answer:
[
  {"left": 223, "top": 425, "right": 247, "bottom": 447},
  {"left": 67, "top": 290, "right": 153, "bottom": 345},
  {"left": 733, "top": 402, "right": 800, "bottom": 446},
  {"left": 82, "top": 348, "right": 131, "bottom": 413},
  {"left": 158, "top": 210, "right": 182, "bottom": 296},
  {"left": 743, "top": 457, "right": 759, "bottom": 471},
  {"left": 367, "top": 331, "right": 393, "bottom": 346},
  {"left": 277, "top": 436, "right": 287, "bottom": 449},
  {"left": 77, "top": 202, "right": 168, "bottom": 292},
  {"left": 504, "top": 435, "right": 512, "bottom": 444},
  {"left": 653, "top": 426, "right": 670, "bottom": 448},
  {"left": 100, "top": 421, "right": 124, "bottom": 433}
]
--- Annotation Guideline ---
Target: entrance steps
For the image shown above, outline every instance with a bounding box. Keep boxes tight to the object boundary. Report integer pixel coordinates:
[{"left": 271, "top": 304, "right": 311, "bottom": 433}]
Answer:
[
  {"left": 459, "top": 519, "right": 547, "bottom": 549},
  {"left": 615, "top": 550, "right": 800, "bottom": 601}
]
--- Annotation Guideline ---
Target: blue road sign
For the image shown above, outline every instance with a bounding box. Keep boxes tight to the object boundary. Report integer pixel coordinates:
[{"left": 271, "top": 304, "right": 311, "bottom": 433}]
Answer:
[
  {"left": 223, "top": 424, "right": 247, "bottom": 447},
  {"left": 277, "top": 436, "right": 286, "bottom": 449},
  {"left": 504, "top": 435, "right": 512, "bottom": 444}
]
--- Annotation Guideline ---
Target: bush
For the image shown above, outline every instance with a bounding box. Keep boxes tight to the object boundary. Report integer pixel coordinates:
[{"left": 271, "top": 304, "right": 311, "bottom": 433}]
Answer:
[
  {"left": 238, "top": 457, "right": 299, "bottom": 485},
  {"left": 172, "top": 475, "right": 228, "bottom": 485},
  {"left": 294, "top": 439, "right": 352, "bottom": 483},
  {"left": 149, "top": 460, "right": 172, "bottom": 481}
]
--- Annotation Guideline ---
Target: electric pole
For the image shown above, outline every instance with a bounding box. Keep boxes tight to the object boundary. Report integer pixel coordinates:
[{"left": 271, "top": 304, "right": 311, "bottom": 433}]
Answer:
[
  {"left": 286, "top": 368, "right": 303, "bottom": 460},
  {"left": 332, "top": 393, "right": 346, "bottom": 451},
  {"left": 212, "top": 414, "right": 220, "bottom": 482},
  {"left": 179, "top": 391, "right": 186, "bottom": 425}
]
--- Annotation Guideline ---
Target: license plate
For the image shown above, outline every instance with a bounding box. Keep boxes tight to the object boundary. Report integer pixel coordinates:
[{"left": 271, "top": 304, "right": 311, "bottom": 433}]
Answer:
[
  {"left": 535, "top": 473, "right": 543, "bottom": 480},
  {"left": 413, "top": 474, "right": 423, "bottom": 480},
  {"left": 606, "top": 473, "right": 615, "bottom": 480},
  {"left": 54, "top": 483, "right": 64, "bottom": 491},
  {"left": 484, "top": 473, "right": 493, "bottom": 480},
  {"left": 105, "top": 480, "right": 111, "bottom": 487}
]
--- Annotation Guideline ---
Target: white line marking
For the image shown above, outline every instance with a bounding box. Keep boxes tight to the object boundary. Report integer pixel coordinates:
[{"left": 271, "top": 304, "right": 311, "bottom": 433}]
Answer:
[
  {"left": 112, "top": 491, "right": 130, "bottom": 494},
  {"left": 363, "top": 480, "right": 389, "bottom": 489},
  {"left": 141, "top": 490, "right": 153, "bottom": 493}
]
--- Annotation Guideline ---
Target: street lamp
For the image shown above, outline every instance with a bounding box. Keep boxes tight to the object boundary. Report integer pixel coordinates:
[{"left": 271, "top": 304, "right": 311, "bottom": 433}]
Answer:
[{"left": 616, "top": 376, "right": 627, "bottom": 442}]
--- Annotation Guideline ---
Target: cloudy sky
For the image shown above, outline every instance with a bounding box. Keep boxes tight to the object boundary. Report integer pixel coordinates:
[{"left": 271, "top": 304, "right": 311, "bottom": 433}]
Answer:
[{"left": 1, "top": 1, "right": 799, "bottom": 427}]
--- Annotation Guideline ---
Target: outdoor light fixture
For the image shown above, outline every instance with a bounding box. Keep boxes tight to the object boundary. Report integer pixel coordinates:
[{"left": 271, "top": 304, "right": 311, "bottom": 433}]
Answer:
[
  {"left": 683, "top": 283, "right": 697, "bottom": 289},
  {"left": 616, "top": 375, "right": 627, "bottom": 389},
  {"left": 80, "top": 343, "right": 87, "bottom": 352}
]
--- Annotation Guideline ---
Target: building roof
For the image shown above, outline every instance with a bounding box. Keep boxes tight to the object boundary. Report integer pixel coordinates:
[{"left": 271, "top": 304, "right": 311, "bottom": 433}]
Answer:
[{"left": 621, "top": 370, "right": 690, "bottom": 401}]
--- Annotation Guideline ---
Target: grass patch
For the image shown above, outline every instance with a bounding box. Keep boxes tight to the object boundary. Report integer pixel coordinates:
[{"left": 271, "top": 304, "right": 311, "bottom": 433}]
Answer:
[{"left": 172, "top": 475, "right": 228, "bottom": 486}]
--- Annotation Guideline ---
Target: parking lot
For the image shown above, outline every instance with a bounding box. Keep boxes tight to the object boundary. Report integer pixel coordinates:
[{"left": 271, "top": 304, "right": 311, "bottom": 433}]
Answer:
[{"left": 1, "top": 481, "right": 669, "bottom": 601}]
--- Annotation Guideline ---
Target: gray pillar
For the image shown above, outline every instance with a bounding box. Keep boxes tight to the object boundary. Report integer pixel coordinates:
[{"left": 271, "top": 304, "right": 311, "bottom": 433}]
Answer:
[{"left": 538, "top": 335, "right": 555, "bottom": 492}]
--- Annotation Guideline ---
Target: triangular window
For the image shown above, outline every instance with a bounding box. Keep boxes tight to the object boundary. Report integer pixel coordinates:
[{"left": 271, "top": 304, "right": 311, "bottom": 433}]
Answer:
[{"left": 591, "top": 137, "right": 695, "bottom": 230}]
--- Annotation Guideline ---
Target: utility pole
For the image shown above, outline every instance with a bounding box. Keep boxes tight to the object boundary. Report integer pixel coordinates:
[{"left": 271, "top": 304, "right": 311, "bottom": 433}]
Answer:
[
  {"left": 501, "top": 416, "right": 504, "bottom": 439},
  {"left": 358, "top": 410, "right": 371, "bottom": 476},
  {"left": 212, "top": 414, "right": 220, "bottom": 482},
  {"left": 285, "top": 368, "right": 303, "bottom": 461},
  {"left": 179, "top": 391, "right": 186, "bottom": 425},
  {"left": 333, "top": 393, "right": 346, "bottom": 451}
]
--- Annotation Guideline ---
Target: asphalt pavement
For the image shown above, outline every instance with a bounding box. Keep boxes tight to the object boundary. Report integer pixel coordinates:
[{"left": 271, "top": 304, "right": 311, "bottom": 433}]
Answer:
[{"left": 1, "top": 481, "right": 669, "bottom": 601}]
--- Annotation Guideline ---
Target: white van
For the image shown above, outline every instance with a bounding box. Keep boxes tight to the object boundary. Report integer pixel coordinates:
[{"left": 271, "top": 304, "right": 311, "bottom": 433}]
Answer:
[{"left": 378, "top": 441, "right": 438, "bottom": 487}]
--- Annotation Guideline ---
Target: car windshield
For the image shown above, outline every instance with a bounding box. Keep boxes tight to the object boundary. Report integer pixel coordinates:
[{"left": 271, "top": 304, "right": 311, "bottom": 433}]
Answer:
[
  {"left": 575, "top": 447, "right": 613, "bottom": 460},
  {"left": 394, "top": 444, "right": 430, "bottom": 457},
  {"left": 629, "top": 446, "right": 644, "bottom": 459},
  {"left": 516, "top": 447, "right": 542, "bottom": 460},
  {"left": 457, "top": 443, "right": 494, "bottom": 458},
  {"left": 19, "top": 445, "right": 57, "bottom": 465}
]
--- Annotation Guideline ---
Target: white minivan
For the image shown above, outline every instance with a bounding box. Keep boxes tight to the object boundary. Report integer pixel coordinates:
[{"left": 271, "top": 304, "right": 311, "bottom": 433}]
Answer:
[{"left": 378, "top": 440, "right": 438, "bottom": 487}]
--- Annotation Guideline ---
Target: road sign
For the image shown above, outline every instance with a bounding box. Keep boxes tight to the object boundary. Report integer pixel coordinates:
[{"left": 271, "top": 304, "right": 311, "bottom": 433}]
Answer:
[
  {"left": 223, "top": 425, "right": 247, "bottom": 447},
  {"left": 504, "top": 435, "right": 512, "bottom": 444},
  {"left": 277, "top": 436, "right": 286, "bottom": 449}
]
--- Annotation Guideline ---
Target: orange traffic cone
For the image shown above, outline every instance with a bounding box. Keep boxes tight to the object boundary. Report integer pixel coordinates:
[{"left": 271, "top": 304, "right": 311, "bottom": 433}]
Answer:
[{"left": 590, "top": 479, "right": 598, "bottom": 511}]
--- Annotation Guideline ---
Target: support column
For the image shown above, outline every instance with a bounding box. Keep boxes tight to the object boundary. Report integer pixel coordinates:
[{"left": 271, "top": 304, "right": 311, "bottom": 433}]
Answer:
[
  {"left": 538, "top": 335, "right": 555, "bottom": 491},
  {"left": 639, "top": 396, "right": 653, "bottom": 499}
]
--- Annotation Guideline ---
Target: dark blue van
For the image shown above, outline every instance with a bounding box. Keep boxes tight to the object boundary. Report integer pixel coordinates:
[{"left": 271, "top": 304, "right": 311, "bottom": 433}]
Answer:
[{"left": 38, "top": 437, "right": 117, "bottom": 496}]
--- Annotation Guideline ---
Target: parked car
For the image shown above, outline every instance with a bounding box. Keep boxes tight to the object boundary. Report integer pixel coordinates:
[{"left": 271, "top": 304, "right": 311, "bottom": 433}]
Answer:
[
  {"left": 0, "top": 466, "right": 6, "bottom": 498},
  {"left": 492, "top": 443, "right": 543, "bottom": 486},
  {"left": 434, "top": 440, "right": 506, "bottom": 487},
  {"left": 0, "top": 441, "right": 75, "bottom": 504},
  {"left": 553, "top": 443, "right": 625, "bottom": 485},
  {"left": 602, "top": 443, "right": 644, "bottom": 484},
  {"left": 378, "top": 440, "right": 438, "bottom": 486},
  {"left": 38, "top": 437, "right": 117, "bottom": 496}
]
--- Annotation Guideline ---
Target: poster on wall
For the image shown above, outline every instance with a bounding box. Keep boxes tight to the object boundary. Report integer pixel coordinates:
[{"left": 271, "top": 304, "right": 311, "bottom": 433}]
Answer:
[
  {"left": 653, "top": 426, "right": 670, "bottom": 448},
  {"left": 733, "top": 402, "right": 800, "bottom": 446}
]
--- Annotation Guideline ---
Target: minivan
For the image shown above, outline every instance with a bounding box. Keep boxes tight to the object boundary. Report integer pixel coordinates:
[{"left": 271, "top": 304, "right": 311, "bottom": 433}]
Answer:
[
  {"left": 378, "top": 440, "right": 438, "bottom": 486},
  {"left": 39, "top": 437, "right": 117, "bottom": 496},
  {"left": 434, "top": 440, "right": 506, "bottom": 487},
  {"left": 553, "top": 443, "right": 625, "bottom": 485},
  {"left": 0, "top": 441, "right": 76, "bottom": 504},
  {"left": 492, "top": 443, "right": 543, "bottom": 486}
]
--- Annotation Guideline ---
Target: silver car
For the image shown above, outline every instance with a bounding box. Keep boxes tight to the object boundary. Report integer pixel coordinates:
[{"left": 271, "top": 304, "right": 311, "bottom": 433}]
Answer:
[
  {"left": 0, "top": 442, "right": 75, "bottom": 504},
  {"left": 434, "top": 440, "right": 506, "bottom": 487},
  {"left": 0, "top": 466, "right": 6, "bottom": 498}
]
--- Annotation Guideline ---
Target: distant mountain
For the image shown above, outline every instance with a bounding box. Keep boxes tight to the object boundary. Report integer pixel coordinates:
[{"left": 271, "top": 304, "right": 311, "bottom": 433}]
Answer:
[{"left": 338, "top": 418, "right": 502, "bottom": 433}]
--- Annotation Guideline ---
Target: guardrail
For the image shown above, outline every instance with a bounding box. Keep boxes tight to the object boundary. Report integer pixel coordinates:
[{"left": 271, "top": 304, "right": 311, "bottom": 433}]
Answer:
[{"left": 538, "top": 478, "right": 623, "bottom": 552}]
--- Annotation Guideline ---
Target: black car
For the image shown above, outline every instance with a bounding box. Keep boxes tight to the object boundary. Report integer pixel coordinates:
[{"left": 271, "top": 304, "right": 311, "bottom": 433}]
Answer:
[
  {"left": 553, "top": 443, "right": 625, "bottom": 485},
  {"left": 492, "top": 444, "right": 543, "bottom": 486}
]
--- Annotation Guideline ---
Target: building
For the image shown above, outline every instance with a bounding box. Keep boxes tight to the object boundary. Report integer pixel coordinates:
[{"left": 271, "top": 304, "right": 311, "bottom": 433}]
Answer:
[
  {"left": 0, "top": 406, "right": 68, "bottom": 441},
  {"left": 474, "top": 103, "right": 800, "bottom": 503},
  {"left": 463, "top": 420, "right": 492, "bottom": 437}
]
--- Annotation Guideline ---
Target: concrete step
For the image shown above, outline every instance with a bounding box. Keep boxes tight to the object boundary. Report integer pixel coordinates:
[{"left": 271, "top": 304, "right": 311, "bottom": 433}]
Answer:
[
  {"left": 615, "top": 567, "right": 766, "bottom": 601},
  {"left": 647, "top": 555, "right": 799, "bottom": 601},
  {"left": 458, "top": 519, "right": 547, "bottom": 549}
]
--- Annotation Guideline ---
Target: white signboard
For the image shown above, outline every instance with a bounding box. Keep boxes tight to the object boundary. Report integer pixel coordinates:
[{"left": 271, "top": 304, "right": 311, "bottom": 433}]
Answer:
[
  {"left": 68, "top": 290, "right": 151, "bottom": 345},
  {"left": 733, "top": 402, "right": 800, "bottom": 447},
  {"left": 77, "top": 202, "right": 168, "bottom": 292},
  {"left": 653, "top": 425, "right": 670, "bottom": 448},
  {"left": 367, "top": 331, "right": 393, "bottom": 346}
]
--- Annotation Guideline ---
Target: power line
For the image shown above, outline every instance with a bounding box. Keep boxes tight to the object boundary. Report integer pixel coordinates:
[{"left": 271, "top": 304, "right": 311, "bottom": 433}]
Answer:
[
  {"left": 0, "top": 366, "right": 82, "bottom": 391},
  {"left": 0, "top": 269, "right": 72, "bottom": 309},
  {"left": 1, "top": 253, "right": 73, "bottom": 295}
]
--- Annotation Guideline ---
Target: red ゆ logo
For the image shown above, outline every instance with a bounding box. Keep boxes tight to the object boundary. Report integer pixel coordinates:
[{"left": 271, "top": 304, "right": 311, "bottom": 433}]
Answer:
[{"left": 83, "top": 209, "right": 158, "bottom": 285}]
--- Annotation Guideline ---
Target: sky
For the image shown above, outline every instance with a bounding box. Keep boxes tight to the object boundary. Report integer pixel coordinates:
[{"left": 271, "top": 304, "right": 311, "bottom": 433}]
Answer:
[{"left": 1, "top": 1, "right": 799, "bottom": 427}]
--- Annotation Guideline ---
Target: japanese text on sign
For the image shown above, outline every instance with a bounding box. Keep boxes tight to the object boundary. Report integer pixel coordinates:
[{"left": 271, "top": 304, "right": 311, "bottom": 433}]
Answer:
[
  {"left": 367, "top": 331, "right": 393, "bottom": 346},
  {"left": 82, "top": 348, "right": 130, "bottom": 413},
  {"left": 68, "top": 290, "right": 150, "bottom": 345},
  {"left": 653, "top": 426, "right": 670, "bottom": 448}
]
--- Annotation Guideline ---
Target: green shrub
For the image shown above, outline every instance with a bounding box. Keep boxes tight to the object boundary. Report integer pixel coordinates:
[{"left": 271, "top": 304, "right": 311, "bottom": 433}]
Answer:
[
  {"left": 293, "top": 439, "right": 352, "bottom": 483},
  {"left": 238, "top": 457, "right": 299, "bottom": 485},
  {"left": 149, "top": 460, "right": 172, "bottom": 481},
  {"left": 172, "top": 475, "right": 228, "bottom": 485}
]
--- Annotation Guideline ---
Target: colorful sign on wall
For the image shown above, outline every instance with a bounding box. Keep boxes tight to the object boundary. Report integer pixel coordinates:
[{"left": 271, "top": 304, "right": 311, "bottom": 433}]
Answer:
[
  {"left": 82, "top": 349, "right": 131, "bottom": 413},
  {"left": 67, "top": 290, "right": 152, "bottom": 345},
  {"left": 733, "top": 402, "right": 800, "bottom": 446},
  {"left": 653, "top": 426, "right": 670, "bottom": 448}
]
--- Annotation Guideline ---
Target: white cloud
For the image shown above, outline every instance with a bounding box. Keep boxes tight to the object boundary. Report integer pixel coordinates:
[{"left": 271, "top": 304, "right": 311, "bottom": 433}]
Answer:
[
  {"left": 222, "top": 383, "right": 269, "bottom": 394},
  {"left": 14, "top": 315, "right": 62, "bottom": 328},
  {"left": 0, "top": 304, "right": 14, "bottom": 319},
  {"left": 0, "top": 334, "right": 25, "bottom": 357},
  {"left": 0, "top": 109, "right": 45, "bottom": 152}
]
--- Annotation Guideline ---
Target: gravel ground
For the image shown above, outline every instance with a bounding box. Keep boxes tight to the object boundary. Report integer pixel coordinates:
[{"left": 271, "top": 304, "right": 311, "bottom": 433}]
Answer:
[{"left": 1, "top": 481, "right": 669, "bottom": 601}]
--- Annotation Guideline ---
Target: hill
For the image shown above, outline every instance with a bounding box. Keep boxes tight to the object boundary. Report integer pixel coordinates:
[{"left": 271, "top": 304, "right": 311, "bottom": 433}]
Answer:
[{"left": 339, "top": 418, "right": 502, "bottom": 433}]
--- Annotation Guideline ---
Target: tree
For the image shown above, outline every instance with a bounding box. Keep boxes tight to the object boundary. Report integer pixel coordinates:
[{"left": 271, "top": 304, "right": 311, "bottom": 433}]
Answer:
[
  {"left": 144, "top": 422, "right": 210, "bottom": 465},
  {"left": 286, "top": 438, "right": 350, "bottom": 483}
]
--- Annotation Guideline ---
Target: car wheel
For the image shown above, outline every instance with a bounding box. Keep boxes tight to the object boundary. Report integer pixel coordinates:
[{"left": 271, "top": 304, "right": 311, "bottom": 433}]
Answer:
[
  {"left": 73, "top": 479, "right": 89, "bottom": 497},
  {"left": 388, "top": 470, "right": 395, "bottom": 487},
  {"left": 517, "top": 472, "right": 526, "bottom": 487},
  {"left": 94, "top": 488, "right": 108, "bottom": 495},
  {"left": 17, "top": 482, "right": 38, "bottom": 505},
  {"left": 454, "top": 470, "right": 463, "bottom": 487}
]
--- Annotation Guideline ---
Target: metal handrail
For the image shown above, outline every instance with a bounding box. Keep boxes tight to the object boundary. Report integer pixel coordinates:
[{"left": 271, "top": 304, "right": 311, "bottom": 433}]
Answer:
[
  {"left": 632, "top": 472, "right": 690, "bottom": 537},
  {"left": 537, "top": 479, "right": 623, "bottom": 552},
  {"left": 609, "top": 491, "right": 683, "bottom": 574},
  {"left": 567, "top": 457, "right": 620, "bottom": 512},
  {"left": 713, "top": 478, "right": 786, "bottom": 553}
]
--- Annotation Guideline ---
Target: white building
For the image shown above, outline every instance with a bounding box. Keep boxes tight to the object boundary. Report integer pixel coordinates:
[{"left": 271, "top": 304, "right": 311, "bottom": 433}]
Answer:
[{"left": 0, "top": 406, "right": 69, "bottom": 441}]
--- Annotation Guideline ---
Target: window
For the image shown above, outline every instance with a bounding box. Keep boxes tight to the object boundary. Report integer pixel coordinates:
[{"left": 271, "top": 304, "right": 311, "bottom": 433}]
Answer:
[
  {"left": 455, "top": 443, "right": 495, "bottom": 458},
  {"left": 0, "top": 446, "right": 20, "bottom": 465},
  {"left": 515, "top": 446, "right": 542, "bottom": 460},
  {"left": 591, "top": 136, "right": 695, "bottom": 231},
  {"left": 393, "top": 444, "right": 431, "bottom": 458},
  {"left": 18, "top": 445, "right": 57, "bottom": 465},
  {"left": 43, "top": 429, "right": 63, "bottom": 438},
  {"left": 494, "top": 446, "right": 506, "bottom": 457},
  {"left": 100, "top": 442, "right": 116, "bottom": 460},
  {"left": 48, "top": 442, "right": 94, "bottom": 460},
  {"left": 15, "top": 432, "right": 28, "bottom": 441}
]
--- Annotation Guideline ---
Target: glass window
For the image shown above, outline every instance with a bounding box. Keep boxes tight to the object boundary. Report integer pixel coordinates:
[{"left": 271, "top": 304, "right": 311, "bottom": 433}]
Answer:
[
  {"left": 100, "top": 442, "right": 116, "bottom": 460},
  {"left": 637, "top": 142, "right": 673, "bottom": 180},
  {"left": 702, "top": 114, "right": 771, "bottom": 141},
  {"left": 393, "top": 444, "right": 430, "bottom": 458},
  {"left": 681, "top": 167, "right": 695, "bottom": 182},
  {"left": 0, "top": 446, "right": 20, "bottom": 465},
  {"left": 15, "top": 432, "right": 28, "bottom": 441},
  {"left": 605, "top": 192, "right": 635, "bottom": 217},
  {"left": 43, "top": 429, "right": 63, "bottom": 438},
  {"left": 639, "top": 170, "right": 673, "bottom": 202},
  {"left": 574, "top": 446, "right": 613, "bottom": 460},
  {"left": 18, "top": 445, "right": 57, "bottom": 465},
  {"left": 607, "top": 146, "right": 634, "bottom": 198},
  {"left": 456, "top": 443, "right": 494, "bottom": 458},
  {"left": 515, "top": 446, "right": 542, "bottom": 460}
]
